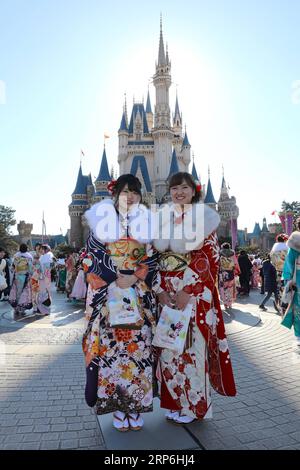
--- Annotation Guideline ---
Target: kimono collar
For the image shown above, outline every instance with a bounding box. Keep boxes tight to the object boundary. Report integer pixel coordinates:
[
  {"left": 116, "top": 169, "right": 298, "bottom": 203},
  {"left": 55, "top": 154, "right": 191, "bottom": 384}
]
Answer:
[
  {"left": 153, "top": 202, "right": 220, "bottom": 254},
  {"left": 84, "top": 198, "right": 152, "bottom": 244}
]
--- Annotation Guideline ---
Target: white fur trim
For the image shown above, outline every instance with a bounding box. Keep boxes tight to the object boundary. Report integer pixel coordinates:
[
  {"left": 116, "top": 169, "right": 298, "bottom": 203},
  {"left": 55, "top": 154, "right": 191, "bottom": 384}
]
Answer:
[
  {"left": 287, "top": 231, "right": 300, "bottom": 252},
  {"left": 84, "top": 199, "right": 152, "bottom": 243},
  {"left": 152, "top": 203, "right": 220, "bottom": 253}
]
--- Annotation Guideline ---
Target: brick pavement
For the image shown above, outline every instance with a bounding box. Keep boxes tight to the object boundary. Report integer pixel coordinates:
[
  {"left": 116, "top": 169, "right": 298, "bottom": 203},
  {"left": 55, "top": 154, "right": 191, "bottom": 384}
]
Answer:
[
  {"left": 1, "top": 287, "right": 300, "bottom": 450},
  {"left": 0, "top": 292, "right": 105, "bottom": 450}
]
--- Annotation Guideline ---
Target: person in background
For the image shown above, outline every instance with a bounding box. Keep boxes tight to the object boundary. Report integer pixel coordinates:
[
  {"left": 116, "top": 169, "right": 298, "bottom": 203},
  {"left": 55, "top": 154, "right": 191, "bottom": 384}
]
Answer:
[
  {"left": 251, "top": 255, "right": 262, "bottom": 289},
  {"left": 0, "top": 248, "right": 10, "bottom": 301},
  {"left": 219, "top": 242, "right": 240, "bottom": 309},
  {"left": 9, "top": 244, "right": 33, "bottom": 316},
  {"left": 259, "top": 255, "right": 280, "bottom": 312},
  {"left": 238, "top": 251, "right": 253, "bottom": 296}
]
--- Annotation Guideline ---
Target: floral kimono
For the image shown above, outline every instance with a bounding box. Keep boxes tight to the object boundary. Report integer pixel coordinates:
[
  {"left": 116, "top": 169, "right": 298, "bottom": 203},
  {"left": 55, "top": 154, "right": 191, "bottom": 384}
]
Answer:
[
  {"left": 219, "top": 248, "right": 240, "bottom": 308},
  {"left": 9, "top": 252, "right": 33, "bottom": 313},
  {"left": 153, "top": 203, "right": 236, "bottom": 420},
  {"left": 82, "top": 200, "right": 159, "bottom": 415},
  {"left": 31, "top": 257, "right": 42, "bottom": 309}
]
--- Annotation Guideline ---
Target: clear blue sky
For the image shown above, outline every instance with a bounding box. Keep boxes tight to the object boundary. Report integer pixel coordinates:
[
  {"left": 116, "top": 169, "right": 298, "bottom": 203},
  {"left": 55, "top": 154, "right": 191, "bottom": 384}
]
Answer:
[{"left": 1, "top": 0, "right": 299, "bottom": 236}]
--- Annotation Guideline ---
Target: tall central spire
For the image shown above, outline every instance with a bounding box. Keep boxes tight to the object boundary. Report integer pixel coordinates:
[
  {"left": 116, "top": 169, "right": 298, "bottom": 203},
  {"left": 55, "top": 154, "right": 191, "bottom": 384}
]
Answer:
[{"left": 158, "top": 14, "right": 166, "bottom": 66}]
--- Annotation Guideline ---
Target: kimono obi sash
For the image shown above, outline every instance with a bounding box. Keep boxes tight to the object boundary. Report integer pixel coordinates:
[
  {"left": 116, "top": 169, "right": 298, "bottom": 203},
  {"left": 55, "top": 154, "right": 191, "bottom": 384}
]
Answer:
[
  {"left": 159, "top": 251, "right": 191, "bottom": 272},
  {"left": 106, "top": 238, "right": 146, "bottom": 271}
]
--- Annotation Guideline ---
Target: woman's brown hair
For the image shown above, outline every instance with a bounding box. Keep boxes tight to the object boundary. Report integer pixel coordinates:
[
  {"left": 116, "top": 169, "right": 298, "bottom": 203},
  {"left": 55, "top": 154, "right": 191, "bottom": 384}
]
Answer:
[{"left": 168, "top": 172, "right": 201, "bottom": 203}]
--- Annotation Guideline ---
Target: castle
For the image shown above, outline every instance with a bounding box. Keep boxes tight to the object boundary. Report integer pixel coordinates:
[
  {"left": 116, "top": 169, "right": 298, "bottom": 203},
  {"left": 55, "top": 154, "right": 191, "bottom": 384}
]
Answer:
[{"left": 69, "top": 20, "right": 239, "bottom": 249}]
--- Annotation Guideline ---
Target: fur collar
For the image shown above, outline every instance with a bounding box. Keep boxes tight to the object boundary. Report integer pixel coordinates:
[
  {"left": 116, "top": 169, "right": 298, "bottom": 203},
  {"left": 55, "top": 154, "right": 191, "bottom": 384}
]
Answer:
[
  {"left": 84, "top": 199, "right": 152, "bottom": 243},
  {"left": 152, "top": 202, "right": 220, "bottom": 253},
  {"left": 287, "top": 231, "right": 300, "bottom": 252}
]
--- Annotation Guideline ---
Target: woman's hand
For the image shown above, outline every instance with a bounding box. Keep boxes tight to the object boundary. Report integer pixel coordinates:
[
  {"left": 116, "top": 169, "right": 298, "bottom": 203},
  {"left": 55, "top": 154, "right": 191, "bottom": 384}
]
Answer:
[
  {"left": 174, "top": 290, "right": 191, "bottom": 310},
  {"left": 115, "top": 273, "right": 138, "bottom": 289},
  {"left": 157, "top": 291, "right": 174, "bottom": 308}
]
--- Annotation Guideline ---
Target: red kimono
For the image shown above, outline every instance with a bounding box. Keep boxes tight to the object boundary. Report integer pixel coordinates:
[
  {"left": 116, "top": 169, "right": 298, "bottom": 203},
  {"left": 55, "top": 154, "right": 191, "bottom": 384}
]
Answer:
[{"left": 157, "top": 231, "right": 236, "bottom": 420}]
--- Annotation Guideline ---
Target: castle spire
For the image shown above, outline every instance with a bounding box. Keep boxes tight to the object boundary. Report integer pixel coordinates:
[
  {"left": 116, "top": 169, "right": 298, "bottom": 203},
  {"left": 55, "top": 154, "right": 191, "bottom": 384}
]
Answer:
[
  {"left": 146, "top": 89, "right": 152, "bottom": 114},
  {"left": 158, "top": 14, "right": 166, "bottom": 66},
  {"left": 191, "top": 153, "right": 199, "bottom": 181},
  {"left": 204, "top": 167, "right": 217, "bottom": 205},
  {"left": 96, "top": 146, "right": 111, "bottom": 182},
  {"left": 168, "top": 148, "right": 179, "bottom": 179},
  {"left": 72, "top": 163, "right": 86, "bottom": 195}
]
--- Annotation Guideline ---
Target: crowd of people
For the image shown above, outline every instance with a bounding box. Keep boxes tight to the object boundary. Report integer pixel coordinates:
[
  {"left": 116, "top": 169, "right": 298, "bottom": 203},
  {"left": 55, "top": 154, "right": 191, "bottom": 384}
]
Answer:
[
  {"left": 218, "top": 234, "right": 291, "bottom": 315},
  {"left": 1, "top": 171, "right": 299, "bottom": 434},
  {"left": 0, "top": 242, "right": 88, "bottom": 318}
]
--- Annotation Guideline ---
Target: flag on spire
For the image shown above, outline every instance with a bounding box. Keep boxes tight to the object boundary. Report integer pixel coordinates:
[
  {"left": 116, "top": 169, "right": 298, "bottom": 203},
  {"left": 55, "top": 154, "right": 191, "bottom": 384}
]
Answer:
[{"left": 81, "top": 149, "right": 85, "bottom": 156}]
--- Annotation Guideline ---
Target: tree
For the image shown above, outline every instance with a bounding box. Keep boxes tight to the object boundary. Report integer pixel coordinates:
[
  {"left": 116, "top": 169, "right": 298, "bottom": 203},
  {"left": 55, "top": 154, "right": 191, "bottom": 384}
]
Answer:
[
  {"left": 0, "top": 206, "right": 17, "bottom": 254},
  {"left": 281, "top": 201, "right": 300, "bottom": 214},
  {"left": 0, "top": 224, "right": 18, "bottom": 254},
  {"left": 0, "top": 205, "right": 16, "bottom": 233}
]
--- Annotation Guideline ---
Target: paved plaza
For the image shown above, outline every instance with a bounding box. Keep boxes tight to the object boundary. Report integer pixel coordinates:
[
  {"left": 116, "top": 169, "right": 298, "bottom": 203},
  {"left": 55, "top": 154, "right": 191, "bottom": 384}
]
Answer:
[{"left": 0, "top": 286, "right": 300, "bottom": 450}]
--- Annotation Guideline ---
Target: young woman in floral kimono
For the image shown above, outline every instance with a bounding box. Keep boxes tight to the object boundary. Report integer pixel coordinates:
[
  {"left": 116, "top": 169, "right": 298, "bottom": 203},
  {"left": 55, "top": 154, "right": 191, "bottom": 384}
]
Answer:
[
  {"left": 153, "top": 172, "right": 236, "bottom": 424},
  {"left": 219, "top": 242, "right": 240, "bottom": 309},
  {"left": 82, "top": 174, "right": 158, "bottom": 432},
  {"left": 9, "top": 244, "right": 33, "bottom": 315}
]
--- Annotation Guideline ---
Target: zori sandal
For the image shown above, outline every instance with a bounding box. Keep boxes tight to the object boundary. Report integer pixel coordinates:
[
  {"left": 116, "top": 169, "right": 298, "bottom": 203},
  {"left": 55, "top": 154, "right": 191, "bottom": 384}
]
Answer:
[
  {"left": 128, "top": 413, "right": 144, "bottom": 431},
  {"left": 113, "top": 411, "right": 129, "bottom": 432}
]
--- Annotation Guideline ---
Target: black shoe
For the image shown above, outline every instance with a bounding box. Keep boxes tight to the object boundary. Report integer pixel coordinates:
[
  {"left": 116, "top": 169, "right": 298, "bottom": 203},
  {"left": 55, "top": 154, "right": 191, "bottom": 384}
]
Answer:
[{"left": 259, "top": 305, "right": 267, "bottom": 311}]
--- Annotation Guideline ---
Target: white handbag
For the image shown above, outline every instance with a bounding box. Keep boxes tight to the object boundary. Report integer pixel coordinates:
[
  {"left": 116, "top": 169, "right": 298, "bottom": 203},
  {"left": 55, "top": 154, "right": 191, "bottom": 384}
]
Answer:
[
  {"left": 106, "top": 283, "right": 143, "bottom": 329},
  {"left": 152, "top": 303, "right": 193, "bottom": 354}
]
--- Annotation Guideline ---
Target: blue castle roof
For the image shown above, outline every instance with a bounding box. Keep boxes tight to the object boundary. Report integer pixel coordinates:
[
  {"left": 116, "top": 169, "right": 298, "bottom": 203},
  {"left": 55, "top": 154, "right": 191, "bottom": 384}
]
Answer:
[
  {"left": 130, "top": 155, "right": 152, "bottom": 192},
  {"left": 168, "top": 149, "right": 179, "bottom": 179},
  {"left": 204, "top": 178, "right": 217, "bottom": 204},
  {"left": 96, "top": 147, "right": 111, "bottom": 182},
  {"left": 192, "top": 162, "right": 199, "bottom": 181},
  {"left": 72, "top": 165, "right": 87, "bottom": 196},
  {"left": 182, "top": 131, "right": 190, "bottom": 147},
  {"left": 119, "top": 111, "right": 128, "bottom": 132},
  {"left": 252, "top": 223, "right": 262, "bottom": 237},
  {"left": 128, "top": 104, "right": 149, "bottom": 135},
  {"left": 146, "top": 91, "right": 152, "bottom": 114}
]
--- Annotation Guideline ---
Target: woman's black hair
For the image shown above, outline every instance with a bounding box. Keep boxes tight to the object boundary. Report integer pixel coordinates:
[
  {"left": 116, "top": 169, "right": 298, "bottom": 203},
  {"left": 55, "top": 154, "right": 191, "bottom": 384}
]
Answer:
[
  {"left": 19, "top": 243, "right": 28, "bottom": 253},
  {"left": 113, "top": 174, "right": 142, "bottom": 203},
  {"left": 168, "top": 172, "right": 201, "bottom": 203},
  {"left": 222, "top": 242, "right": 231, "bottom": 249}
]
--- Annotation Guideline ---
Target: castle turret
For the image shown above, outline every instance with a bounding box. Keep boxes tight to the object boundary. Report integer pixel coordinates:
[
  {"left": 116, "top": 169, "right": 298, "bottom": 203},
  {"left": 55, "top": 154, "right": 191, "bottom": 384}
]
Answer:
[
  {"left": 69, "top": 164, "right": 88, "bottom": 248},
  {"left": 204, "top": 168, "right": 217, "bottom": 211},
  {"left": 217, "top": 171, "right": 239, "bottom": 241},
  {"left": 93, "top": 146, "right": 111, "bottom": 203},
  {"left": 152, "top": 17, "right": 174, "bottom": 201}
]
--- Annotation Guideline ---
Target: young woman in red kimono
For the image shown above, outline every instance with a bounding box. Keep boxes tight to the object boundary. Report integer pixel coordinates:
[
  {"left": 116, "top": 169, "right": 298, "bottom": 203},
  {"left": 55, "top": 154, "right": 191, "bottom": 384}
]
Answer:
[{"left": 153, "top": 172, "right": 236, "bottom": 424}]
